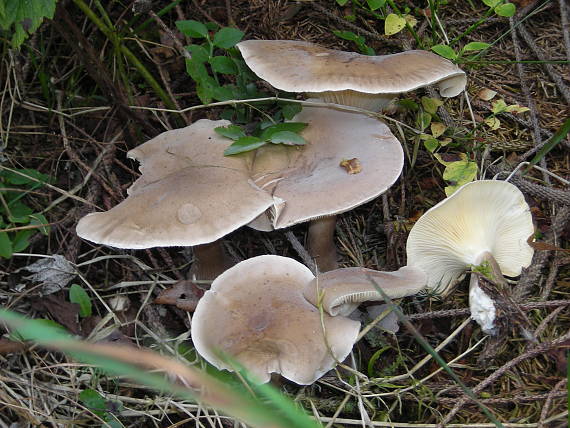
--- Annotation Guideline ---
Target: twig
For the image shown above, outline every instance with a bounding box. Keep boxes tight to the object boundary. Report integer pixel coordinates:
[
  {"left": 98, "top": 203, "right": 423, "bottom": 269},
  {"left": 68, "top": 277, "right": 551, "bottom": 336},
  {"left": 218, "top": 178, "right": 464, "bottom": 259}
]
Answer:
[
  {"left": 284, "top": 230, "right": 316, "bottom": 274},
  {"left": 560, "top": 0, "right": 570, "bottom": 63},
  {"left": 439, "top": 329, "right": 570, "bottom": 425},
  {"left": 538, "top": 378, "right": 567, "bottom": 428},
  {"left": 509, "top": 17, "right": 548, "bottom": 184},
  {"left": 516, "top": 23, "right": 570, "bottom": 105},
  {"left": 407, "top": 299, "right": 570, "bottom": 320}
]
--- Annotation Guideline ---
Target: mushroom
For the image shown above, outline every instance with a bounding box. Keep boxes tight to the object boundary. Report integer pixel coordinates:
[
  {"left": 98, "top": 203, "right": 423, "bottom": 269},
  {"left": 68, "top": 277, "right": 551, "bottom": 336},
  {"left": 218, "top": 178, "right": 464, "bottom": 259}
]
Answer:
[
  {"left": 191, "top": 255, "right": 361, "bottom": 385},
  {"left": 237, "top": 40, "right": 467, "bottom": 112},
  {"left": 246, "top": 104, "right": 404, "bottom": 271},
  {"left": 238, "top": 40, "right": 466, "bottom": 270},
  {"left": 302, "top": 265, "right": 427, "bottom": 317},
  {"left": 405, "top": 180, "right": 534, "bottom": 332},
  {"left": 76, "top": 120, "right": 276, "bottom": 280}
]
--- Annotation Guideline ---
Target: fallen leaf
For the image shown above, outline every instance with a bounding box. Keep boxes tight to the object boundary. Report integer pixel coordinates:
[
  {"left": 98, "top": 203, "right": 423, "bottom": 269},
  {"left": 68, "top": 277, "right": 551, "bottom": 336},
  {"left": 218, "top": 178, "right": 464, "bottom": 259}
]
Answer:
[
  {"left": 477, "top": 88, "right": 497, "bottom": 101},
  {"left": 24, "top": 255, "right": 76, "bottom": 295},
  {"left": 155, "top": 280, "right": 205, "bottom": 312},
  {"left": 339, "top": 158, "right": 362, "bottom": 174}
]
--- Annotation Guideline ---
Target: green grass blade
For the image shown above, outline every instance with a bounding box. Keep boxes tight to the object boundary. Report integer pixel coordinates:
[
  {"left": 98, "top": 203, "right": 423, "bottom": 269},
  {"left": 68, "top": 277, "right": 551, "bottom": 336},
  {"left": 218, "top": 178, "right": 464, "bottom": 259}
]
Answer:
[
  {"left": 525, "top": 117, "right": 570, "bottom": 172},
  {"left": 0, "top": 309, "right": 321, "bottom": 428}
]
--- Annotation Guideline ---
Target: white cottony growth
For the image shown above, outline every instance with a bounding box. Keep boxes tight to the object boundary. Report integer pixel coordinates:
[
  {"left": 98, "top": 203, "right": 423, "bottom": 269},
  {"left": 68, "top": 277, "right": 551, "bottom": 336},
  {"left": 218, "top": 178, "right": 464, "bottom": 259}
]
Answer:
[{"left": 469, "top": 275, "right": 497, "bottom": 335}]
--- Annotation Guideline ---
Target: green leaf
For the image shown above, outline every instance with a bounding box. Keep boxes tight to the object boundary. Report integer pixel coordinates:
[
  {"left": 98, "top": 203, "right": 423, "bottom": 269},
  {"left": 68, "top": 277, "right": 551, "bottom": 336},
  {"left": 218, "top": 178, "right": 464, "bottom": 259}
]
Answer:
[
  {"left": 260, "top": 122, "right": 308, "bottom": 140},
  {"left": 384, "top": 13, "right": 406, "bottom": 36},
  {"left": 421, "top": 96, "right": 444, "bottom": 115},
  {"left": 196, "top": 76, "right": 219, "bottom": 105},
  {"left": 431, "top": 44, "right": 457, "bottom": 61},
  {"left": 0, "top": 0, "right": 57, "bottom": 48},
  {"left": 186, "top": 44, "right": 210, "bottom": 63},
  {"left": 416, "top": 112, "right": 432, "bottom": 131},
  {"left": 0, "top": 232, "right": 13, "bottom": 258},
  {"left": 185, "top": 58, "right": 210, "bottom": 82},
  {"left": 8, "top": 201, "right": 33, "bottom": 223},
  {"left": 494, "top": 3, "right": 516, "bottom": 17},
  {"left": 281, "top": 103, "right": 302, "bottom": 120},
  {"left": 435, "top": 153, "right": 478, "bottom": 196},
  {"left": 212, "top": 85, "right": 235, "bottom": 101},
  {"left": 398, "top": 99, "right": 419, "bottom": 111},
  {"left": 463, "top": 42, "right": 491, "bottom": 52},
  {"left": 224, "top": 136, "right": 267, "bottom": 156},
  {"left": 69, "top": 284, "right": 92, "bottom": 318},
  {"left": 423, "top": 138, "right": 439, "bottom": 153},
  {"left": 336, "top": 0, "right": 349, "bottom": 5},
  {"left": 366, "top": 0, "right": 386, "bottom": 10},
  {"left": 491, "top": 99, "right": 508, "bottom": 114},
  {"left": 209, "top": 56, "right": 238, "bottom": 74},
  {"left": 79, "top": 389, "right": 107, "bottom": 415},
  {"left": 3, "top": 168, "right": 50, "bottom": 186},
  {"left": 213, "top": 27, "right": 244, "bottom": 49},
  {"left": 214, "top": 125, "right": 246, "bottom": 140},
  {"left": 176, "top": 20, "right": 208, "bottom": 38},
  {"left": 333, "top": 30, "right": 361, "bottom": 42},
  {"left": 12, "top": 230, "right": 32, "bottom": 252},
  {"left": 268, "top": 131, "right": 307, "bottom": 146},
  {"left": 29, "top": 213, "right": 50, "bottom": 235},
  {"left": 482, "top": 0, "right": 501, "bottom": 7}
]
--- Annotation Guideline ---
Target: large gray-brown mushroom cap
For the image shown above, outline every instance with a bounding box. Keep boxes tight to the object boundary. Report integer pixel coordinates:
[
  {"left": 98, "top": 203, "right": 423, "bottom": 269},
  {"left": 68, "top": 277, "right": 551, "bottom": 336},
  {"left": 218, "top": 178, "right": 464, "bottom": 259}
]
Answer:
[
  {"left": 191, "top": 255, "right": 361, "bottom": 385},
  {"left": 248, "top": 104, "right": 404, "bottom": 230},
  {"left": 237, "top": 40, "right": 466, "bottom": 111},
  {"left": 76, "top": 120, "right": 275, "bottom": 249},
  {"left": 406, "top": 180, "right": 534, "bottom": 295}
]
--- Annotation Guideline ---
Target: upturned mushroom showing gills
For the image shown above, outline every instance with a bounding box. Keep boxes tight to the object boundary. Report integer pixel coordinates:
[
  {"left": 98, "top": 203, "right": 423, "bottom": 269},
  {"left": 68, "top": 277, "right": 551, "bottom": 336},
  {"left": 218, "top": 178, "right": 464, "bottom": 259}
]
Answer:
[
  {"left": 75, "top": 120, "right": 275, "bottom": 280},
  {"left": 191, "top": 255, "right": 426, "bottom": 385},
  {"left": 302, "top": 265, "right": 427, "bottom": 317},
  {"left": 191, "top": 255, "right": 361, "bottom": 385},
  {"left": 405, "top": 180, "right": 534, "bottom": 333},
  {"left": 246, "top": 104, "right": 404, "bottom": 272},
  {"left": 237, "top": 40, "right": 467, "bottom": 112}
]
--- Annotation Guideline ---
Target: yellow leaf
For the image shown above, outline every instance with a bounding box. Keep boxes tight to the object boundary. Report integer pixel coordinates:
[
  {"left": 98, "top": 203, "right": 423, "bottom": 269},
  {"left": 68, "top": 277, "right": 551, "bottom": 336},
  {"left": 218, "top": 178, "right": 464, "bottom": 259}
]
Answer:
[
  {"left": 431, "top": 122, "right": 446, "bottom": 138},
  {"left": 484, "top": 116, "right": 500, "bottom": 130},
  {"left": 385, "top": 14, "right": 406, "bottom": 36},
  {"left": 404, "top": 14, "right": 417, "bottom": 27}
]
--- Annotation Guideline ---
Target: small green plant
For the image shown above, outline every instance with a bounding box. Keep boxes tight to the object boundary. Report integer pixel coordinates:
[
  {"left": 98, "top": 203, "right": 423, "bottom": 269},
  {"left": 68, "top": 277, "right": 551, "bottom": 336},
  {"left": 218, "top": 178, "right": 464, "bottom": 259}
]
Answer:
[
  {"left": 0, "top": 0, "right": 58, "bottom": 48},
  {"left": 483, "top": 98, "right": 529, "bottom": 130},
  {"left": 79, "top": 389, "right": 123, "bottom": 428},
  {"left": 176, "top": 20, "right": 254, "bottom": 105},
  {"left": 69, "top": 284, "right": 93, "bottom": 318},
  {"left": 0, "top": 168, "right": 51, "bottom": 258},
  {"left": 434, "top": 153, "right": 478, "bottom": 196},
  {"left": 333, "top": 30, "right": 374, "bottom": 55},
  {"left": 431, "top": 41, "right": 491, "bottom": 62},
  {"left": 215, "top": 122, "right": 308, "bottom": 156}
]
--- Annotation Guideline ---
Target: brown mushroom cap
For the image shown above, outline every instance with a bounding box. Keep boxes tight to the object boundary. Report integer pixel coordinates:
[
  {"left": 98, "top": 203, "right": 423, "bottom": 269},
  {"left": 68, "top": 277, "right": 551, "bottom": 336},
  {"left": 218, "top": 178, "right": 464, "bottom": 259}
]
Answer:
[
  {"left": 248, "top": 105, "right": 404, "bottom": 229},
  {"left": 303, "top": 266, "right": 427, "bottom": 316},
  {"left": 237, "top": 40, "right": 466, "bottom": 98},
  {"left": 76, "top": 120, "right": 275, "bottom": 249},
  {"left": 191, "top": 255, "right": 361, "bottom": 385}
]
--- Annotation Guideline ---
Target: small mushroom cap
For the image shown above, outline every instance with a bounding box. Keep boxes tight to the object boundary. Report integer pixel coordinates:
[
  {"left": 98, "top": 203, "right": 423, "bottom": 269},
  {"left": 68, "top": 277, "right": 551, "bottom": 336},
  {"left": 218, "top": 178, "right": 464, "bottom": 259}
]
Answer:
[
  {"left": 406, "top": 180, "right": 534, "bottom": 294},
  {"left": 303, "top": 266, "right": 427, "bottom": 316},
  {"left": 191, "top": 255, "right": 361, "bottom": 385},
  {"left": 237, "top": 40, "right": 466, "bottom": 98},
  {"left": 76, "top": 120, "right": 275, "bottom": 249},
  {"left": 250, "top": 105, "right": 404, "bottom": 229}
]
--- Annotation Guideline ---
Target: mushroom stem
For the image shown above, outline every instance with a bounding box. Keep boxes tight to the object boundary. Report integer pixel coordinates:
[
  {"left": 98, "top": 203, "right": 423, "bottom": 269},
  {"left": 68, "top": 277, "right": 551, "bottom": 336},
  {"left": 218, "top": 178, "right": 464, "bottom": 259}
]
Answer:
[
  {"left": 190, "top": 241, "right": 234, "bottom": 283},
  {"left": 307, "top": 216, "right": 339, "bottom": 273},
  {"left": 468, "top": 273, "right": 497, "bottom": 335},
  {"left": 303, "top": 265, "right": 427, "bottom": 316}
]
